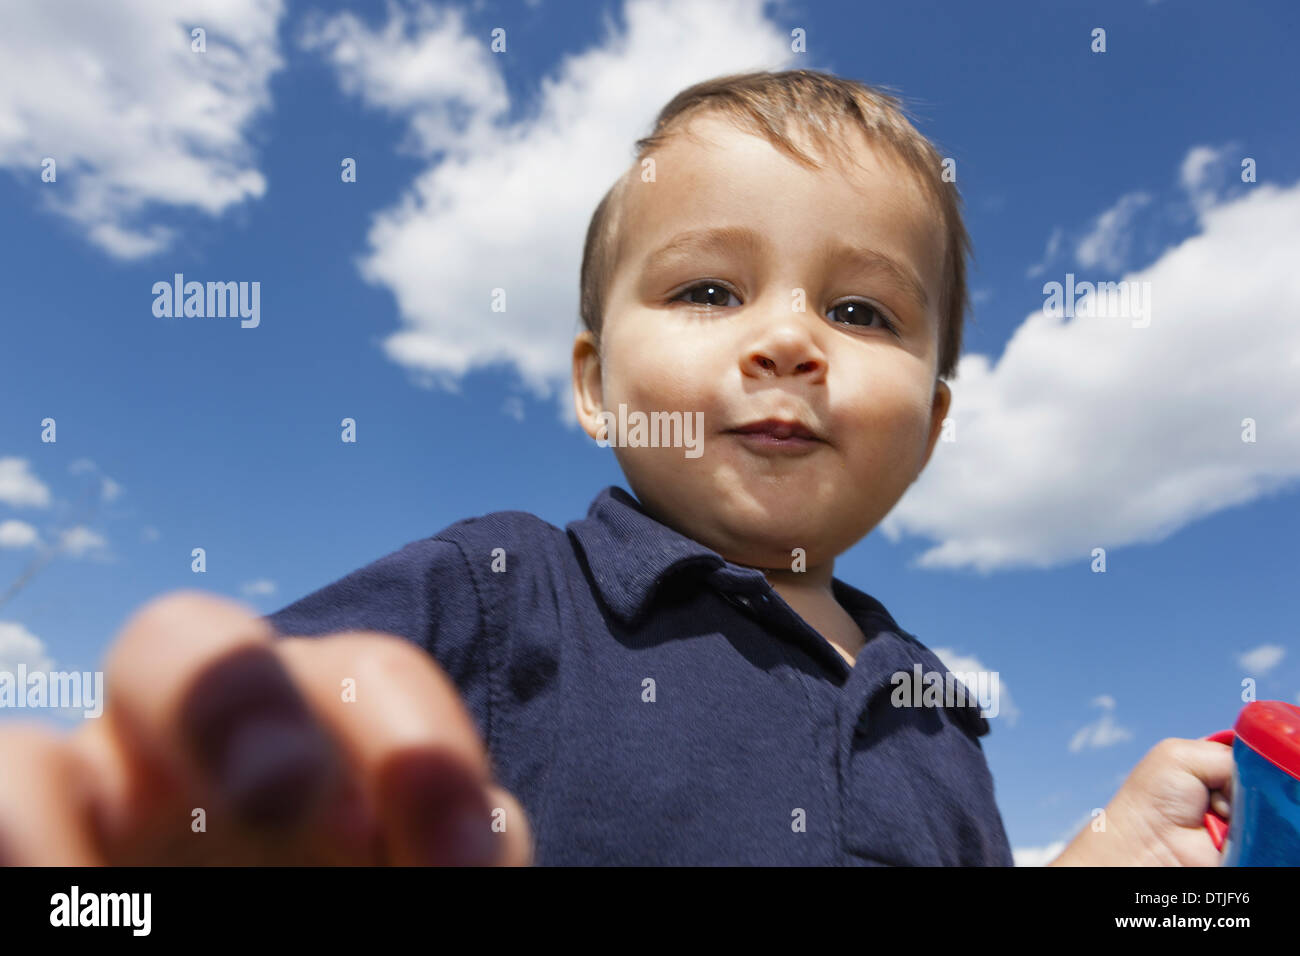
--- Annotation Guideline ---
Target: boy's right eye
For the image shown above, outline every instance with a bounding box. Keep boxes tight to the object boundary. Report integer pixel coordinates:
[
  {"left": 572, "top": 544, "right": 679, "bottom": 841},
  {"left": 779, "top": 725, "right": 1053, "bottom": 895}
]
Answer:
[{"left": 673, "top": 281, "right": 742, "bottom": 308}]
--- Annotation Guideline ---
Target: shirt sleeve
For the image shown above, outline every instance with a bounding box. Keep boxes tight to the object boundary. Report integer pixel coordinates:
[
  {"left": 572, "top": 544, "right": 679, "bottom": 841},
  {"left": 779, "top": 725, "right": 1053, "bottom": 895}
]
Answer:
[{"left": 261, "top": 535, "right": 491, "bottom": 737}]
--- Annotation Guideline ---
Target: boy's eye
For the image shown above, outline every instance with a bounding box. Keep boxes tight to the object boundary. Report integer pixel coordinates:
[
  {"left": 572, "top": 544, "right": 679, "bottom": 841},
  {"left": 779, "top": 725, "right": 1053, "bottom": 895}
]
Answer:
[
  {"left": 674, "top": 281, "right": 741, "bottom": 308},
  {"left": 828, "top": 299, "right": 899, "bottom": 336}
]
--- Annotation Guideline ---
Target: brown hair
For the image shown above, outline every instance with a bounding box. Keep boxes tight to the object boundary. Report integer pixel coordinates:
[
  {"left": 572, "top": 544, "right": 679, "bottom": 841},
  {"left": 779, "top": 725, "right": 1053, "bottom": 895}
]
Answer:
[{"left": 578, "top": 69, "right": 973, "bottom": 380}]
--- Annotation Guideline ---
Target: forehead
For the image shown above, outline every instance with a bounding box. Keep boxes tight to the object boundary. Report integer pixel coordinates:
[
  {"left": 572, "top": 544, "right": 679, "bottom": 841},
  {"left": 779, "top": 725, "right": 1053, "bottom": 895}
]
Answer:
[{"left": 617, "top": 112, "right": 944, "bottom": 313}]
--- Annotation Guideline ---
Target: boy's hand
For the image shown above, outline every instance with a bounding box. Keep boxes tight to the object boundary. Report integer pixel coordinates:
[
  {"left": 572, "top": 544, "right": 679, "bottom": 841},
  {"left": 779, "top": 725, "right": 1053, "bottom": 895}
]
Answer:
[
  {"left": 1048, "top": 737, "right": 1234, "bottom": 866},
  {"left": 0, "top": 591, "right": 532, "bottom": 866}
]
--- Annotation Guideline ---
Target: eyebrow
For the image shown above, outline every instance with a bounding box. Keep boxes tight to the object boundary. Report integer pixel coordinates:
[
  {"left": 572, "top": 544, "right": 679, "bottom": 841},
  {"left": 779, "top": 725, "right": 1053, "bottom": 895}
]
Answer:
[{"left": 640, "top": 225, "right": 930, "bottom": 312}]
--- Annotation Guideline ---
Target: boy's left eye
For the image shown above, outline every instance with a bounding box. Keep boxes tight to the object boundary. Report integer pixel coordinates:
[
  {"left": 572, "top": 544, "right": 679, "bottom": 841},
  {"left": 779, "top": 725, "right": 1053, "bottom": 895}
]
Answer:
[{"left": 827, "top": 299, "right": 899, "bottom": 335}]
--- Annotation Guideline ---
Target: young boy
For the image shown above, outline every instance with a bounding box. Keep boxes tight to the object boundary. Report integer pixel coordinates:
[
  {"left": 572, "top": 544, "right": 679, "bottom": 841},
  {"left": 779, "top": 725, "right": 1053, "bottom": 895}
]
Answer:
[{"left": 0, "top": 70, "right": 1232, "bottom": 867}]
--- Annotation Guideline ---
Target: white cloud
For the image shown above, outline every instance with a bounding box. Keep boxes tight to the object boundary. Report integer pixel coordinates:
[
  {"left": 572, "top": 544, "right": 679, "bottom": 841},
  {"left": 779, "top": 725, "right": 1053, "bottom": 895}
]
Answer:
[
  {"left": 0, "top": 0, "right": 286, "bottom": 259},
  {"left": 302, "top": 0, "right": 793, "bottom": 419},
  {"left": 501, "top": 396, "right": 525, "bottom": 422},
  {"left": 882, "top": 172, "right": 1300, "bottom": 572},
  {"left": 929, "top": 646, "right": 1020, "bottom": 726},
  {"left": 1014, "top": 809, "right": 1093, "bottom": 866},
  {"left": 100, "top": 477, "right": 123, "bottom": 502},
  {"left": 1180, "top": 143, "right": 1240, "bottom": 214},
  {"left": 1026, "top": 225, "right": 1065, "bottom": 279},
  {"left": 1068, "top": 695, "right": 1133, "bottom": 753},
  {"left": 0, "top": 623, "right": 100, "bottom": 722},
  {"left": 240, "top": 578, "right": 277, "bottom": 597},
  {"left": 57, "top": 526, "right": 108, "bottom": 558},
  {"left": 1237, "top": 644, "right": 1285, "bottom": 676},
  {"left": 141, "top": 526, "right": 161, "bottom": 543},
  {"left": 298, "top": 1, "right": 509, "bottom": 158},
  {"left": 0, "top": 458, "right": 51, "bottom": 508},
  {"left": 67, "top": 460, "right": 122, "bottom": 501},
  {"left": 0, "top": 520, "right": 40, "bottom": 549},
  {"left": 1074, "top": 190, "right": 1152, "bottom": 272},
  {"left": 1013, "top": 838, "right": 1068, "bottom": 867},
  {"left": 0, "top": 621, "right": 55, "bottom": 673}
]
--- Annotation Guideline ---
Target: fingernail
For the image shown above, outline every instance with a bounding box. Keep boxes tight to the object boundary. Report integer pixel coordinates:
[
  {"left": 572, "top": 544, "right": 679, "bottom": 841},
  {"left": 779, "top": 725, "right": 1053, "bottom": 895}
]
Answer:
[
  {"left": 181, "top": 648, "right": 333, "bottom": 828},
  {"left": 404, "top": 771, "right": 501, "bottom": 865},
  {"left": 428, "top": 800, "right": 502, "bottom": 867},
  {"left": 218, "top": 716, "right": 333, "bottom": 827},
  {"left": 387, "top": 752, "right": 503, "bottom": 865}
]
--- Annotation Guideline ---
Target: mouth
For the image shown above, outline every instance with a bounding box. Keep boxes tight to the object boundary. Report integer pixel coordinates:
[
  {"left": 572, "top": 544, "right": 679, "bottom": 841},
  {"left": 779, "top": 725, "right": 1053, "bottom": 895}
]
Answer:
[
  {"left": 724, "top": 418, "right": 826, "bottom": 455},
  {"left": 726, "top": 418, "right": 824, "bottom": 441}
]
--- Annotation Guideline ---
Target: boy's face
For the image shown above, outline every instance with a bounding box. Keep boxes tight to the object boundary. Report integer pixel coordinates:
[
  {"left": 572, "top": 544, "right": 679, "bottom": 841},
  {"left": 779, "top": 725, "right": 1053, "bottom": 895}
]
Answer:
[{"left": 573, "top": 113, "right": 952, "bottom": 573}]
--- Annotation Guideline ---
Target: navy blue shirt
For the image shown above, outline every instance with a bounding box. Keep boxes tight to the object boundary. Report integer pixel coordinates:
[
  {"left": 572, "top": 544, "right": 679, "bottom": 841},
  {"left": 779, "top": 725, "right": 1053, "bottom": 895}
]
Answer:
[{"left": 265, "top": 484, "right": 1014, "bottom": 866}]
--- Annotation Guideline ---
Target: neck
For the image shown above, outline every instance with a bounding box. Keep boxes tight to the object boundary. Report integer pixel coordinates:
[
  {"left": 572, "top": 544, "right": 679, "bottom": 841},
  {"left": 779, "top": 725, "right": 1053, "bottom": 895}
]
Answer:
[{"left": 755, "top": 559, "right": 836, "bottom": 603}]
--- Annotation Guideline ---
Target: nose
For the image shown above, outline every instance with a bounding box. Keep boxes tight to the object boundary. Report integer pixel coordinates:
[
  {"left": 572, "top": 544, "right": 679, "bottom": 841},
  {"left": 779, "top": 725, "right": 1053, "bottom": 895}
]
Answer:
[{"left": 741, "top": 315, "right": 827, "bottom": 382}]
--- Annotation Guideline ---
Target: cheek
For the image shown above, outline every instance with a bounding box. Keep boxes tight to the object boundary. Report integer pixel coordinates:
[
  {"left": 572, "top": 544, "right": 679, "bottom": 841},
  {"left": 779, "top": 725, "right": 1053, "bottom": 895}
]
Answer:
[
  {"left": 834, "top": 364, "right": 935, "bottom": 461},
  {"left": 607, "top": 331, "right": 714, "bottom": 410}
]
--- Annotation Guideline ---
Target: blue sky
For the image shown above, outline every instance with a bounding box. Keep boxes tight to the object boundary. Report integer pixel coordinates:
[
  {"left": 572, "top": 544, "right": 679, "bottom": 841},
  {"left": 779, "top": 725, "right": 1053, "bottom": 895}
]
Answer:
[{"left": 1, "top": 0, "right": 1298, "bottom": 864}]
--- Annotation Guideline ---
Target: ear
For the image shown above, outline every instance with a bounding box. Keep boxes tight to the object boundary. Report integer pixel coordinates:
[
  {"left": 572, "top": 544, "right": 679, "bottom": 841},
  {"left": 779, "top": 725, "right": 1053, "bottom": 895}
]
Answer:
[
  {"left": 572, "top": 330, "right": 606, "bottom": 441},
  {"left": 917, "top": 378, "right": 952, "bottom": 474}
]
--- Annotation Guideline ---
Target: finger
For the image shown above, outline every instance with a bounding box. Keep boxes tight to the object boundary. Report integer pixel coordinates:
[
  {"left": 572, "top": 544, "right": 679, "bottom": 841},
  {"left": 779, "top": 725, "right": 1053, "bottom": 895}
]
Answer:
[
  {"left": 1201, "top": 736, "right": 1235, "bottom": 820},
  {"left": 0, "top": 723, "right": 105, "bottom": 866},
  {"left": 93, "top": 591, "right": 343, "bottom": 863},
  {"left": 1175, "top": 739, "right": 1236, "bottom": 797},
  {"left": 274, "top": 632, "right": 505, "bottom": 865}
]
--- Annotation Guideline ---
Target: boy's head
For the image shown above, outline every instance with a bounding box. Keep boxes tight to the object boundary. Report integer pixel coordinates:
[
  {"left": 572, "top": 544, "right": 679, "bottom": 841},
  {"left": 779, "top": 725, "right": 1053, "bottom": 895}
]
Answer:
[{"left": 572, "top": 70, "right": 970, "bottom": 574}]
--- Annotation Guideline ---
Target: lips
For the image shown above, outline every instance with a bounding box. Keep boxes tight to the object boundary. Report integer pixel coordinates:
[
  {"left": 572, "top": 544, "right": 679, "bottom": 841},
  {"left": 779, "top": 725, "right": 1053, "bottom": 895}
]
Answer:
[{"left": 727, "top": 418, "right": 823, "bottom": 441}]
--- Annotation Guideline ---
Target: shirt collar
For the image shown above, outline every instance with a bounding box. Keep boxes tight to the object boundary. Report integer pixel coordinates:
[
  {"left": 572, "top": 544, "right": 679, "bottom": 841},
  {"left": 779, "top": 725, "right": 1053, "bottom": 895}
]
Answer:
[
  {"left": 566, "top": 484, "right": 902, "bottom": 631},
  {"left": 566, "top": 485, "right": 729, "bottom": 625}
]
